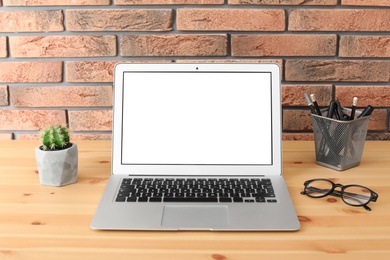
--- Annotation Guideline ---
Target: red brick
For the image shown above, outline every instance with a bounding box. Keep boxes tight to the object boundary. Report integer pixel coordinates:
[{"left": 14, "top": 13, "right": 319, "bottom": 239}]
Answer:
[
  {"left": 282, "top": 133, "right": 314, "bottom": 141},
  {"left": 0, "top": 110, "right": 66, "bottom": 130},
  {"left": 336, "top": 86, "right": 390, "bottom": 107},
  {"left": 340, "top": 36, "right": 390, "bottom": 58},
  {"left": 66, "top": 61, "right": 117, "bottom": 83},
  {"left": 285, "top": 60, "right": 390, "bottom": 82},
  {"left": 283, "top": 110, "right": 313, "bottom": 131},
  {"left": 177, "top": 9, "right": 285, "bottom": 31},
  {"left": 231, "top": 34, "right": 336, "bottom": 57},
  {"left": 0, "top": 10, "right": 63, "bottom": 32},
  {"left": 0, "top": 36, "right": 7, "bottom": 57},
  {"left": 68, "top": 110, "right": 112, "bottom": 131},
  {"left": 342, "top": 0, "right": 390, "bottom": 6},
  {"left": 231, "top": 0, "right": 336, "bottom": 4},
  {"left": 289, "top": 9, "right": 390, "bottom": 31},
  {"left": 10, "top": 86, "right": 112, "bottom": 107},
  {"left": 3, "top": 0, "right": 110, "bottom": 5},
  {"left": 120, "top": 34, "right": 227, "bottom": 56},
  {"left": 115, "top": 0, "right": 223, "bottom": 4},
  {"left": 66, "top": 9, "right": 173, "bottom": 32},
  {"left": 367, "top": 133, "right": 390, "bottom": 141},
  {"left": 0, "top": 85, "right": 8, "bottom": 106},
  {"left": 282, "top": 84, "right": 333, "bottom": 107},
  {"left": 10, "top": 36, "right": 116, "bottom": 58},
  {"left": 366, "top": 109, "right": 387, "bottom": 131},
  {"left": 0, "top": 62, "right": 63, "bottom": 83},
  {"left": 66, "top": 60, "right": 172, "bottom": 83}
]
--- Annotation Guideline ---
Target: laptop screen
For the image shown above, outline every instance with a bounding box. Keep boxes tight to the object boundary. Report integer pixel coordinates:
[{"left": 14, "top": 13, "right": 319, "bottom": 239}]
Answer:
[{"left": 120, "top": 71, "right": 273, "bottom": 166}]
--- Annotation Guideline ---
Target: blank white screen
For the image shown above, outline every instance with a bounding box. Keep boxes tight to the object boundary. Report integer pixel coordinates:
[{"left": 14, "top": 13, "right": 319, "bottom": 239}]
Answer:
[{"left": 121, "top": 72, "right": 272, "bottom": 165}]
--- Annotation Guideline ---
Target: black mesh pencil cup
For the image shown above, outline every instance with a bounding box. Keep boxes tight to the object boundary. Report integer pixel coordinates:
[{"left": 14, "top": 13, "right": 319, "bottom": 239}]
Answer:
[{"left": 311, "top": 110, "right": 370, "bottom": 171}]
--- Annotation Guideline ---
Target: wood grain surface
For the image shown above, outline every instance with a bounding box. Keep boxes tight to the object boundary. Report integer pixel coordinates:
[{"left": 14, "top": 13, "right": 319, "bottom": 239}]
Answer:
[{"left": 0, "top": 140, "right": 389, "bottom": 260}]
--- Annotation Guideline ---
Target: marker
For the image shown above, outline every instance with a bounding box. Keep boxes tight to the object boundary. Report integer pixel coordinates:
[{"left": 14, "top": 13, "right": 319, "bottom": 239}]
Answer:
[
  {"left": 350, "top": 97, "right": 358, "bottom": 120},
  {"left": 357, "top": 105, "right": 374, "bottom": 118},
  {"left": 327, "top": 100, "right": 337, "bottom": 118},
  {"left": 310, "top": 94, "right": 322, "bottom": 116},
  {"left": 304, "top": 93, "right": 317, "bottom": 115}
]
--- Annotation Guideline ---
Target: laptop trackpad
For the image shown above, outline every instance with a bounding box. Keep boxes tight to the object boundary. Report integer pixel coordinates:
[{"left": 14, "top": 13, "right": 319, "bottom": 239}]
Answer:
[{"left": 162, "top": 205, "right": 229, "bottom": 229}]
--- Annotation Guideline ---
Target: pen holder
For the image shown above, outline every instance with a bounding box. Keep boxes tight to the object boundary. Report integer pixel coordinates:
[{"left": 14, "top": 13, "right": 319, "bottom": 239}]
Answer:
[{"left": 311, "top": 110, "right": 371, "bottom": 171}]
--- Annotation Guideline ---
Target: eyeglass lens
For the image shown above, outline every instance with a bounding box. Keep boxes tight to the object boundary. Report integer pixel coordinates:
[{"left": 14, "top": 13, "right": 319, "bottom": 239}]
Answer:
[
  {"left": 305, "top": 179, "right": 333, "bottom": 197},
  {"left": 341, "top": 186, "right": 372, "bottom": 206}
]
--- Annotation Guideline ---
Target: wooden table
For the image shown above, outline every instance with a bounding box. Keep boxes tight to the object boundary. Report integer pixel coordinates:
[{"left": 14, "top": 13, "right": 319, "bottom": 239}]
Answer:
[{"left": 0, "top": 140, "right": 389, "bottom": 259}]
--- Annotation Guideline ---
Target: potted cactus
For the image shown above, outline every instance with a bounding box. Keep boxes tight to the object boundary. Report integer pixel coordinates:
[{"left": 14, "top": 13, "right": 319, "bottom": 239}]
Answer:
[{"left": 35, "top": 125, "right": 78, "bottom": 186}]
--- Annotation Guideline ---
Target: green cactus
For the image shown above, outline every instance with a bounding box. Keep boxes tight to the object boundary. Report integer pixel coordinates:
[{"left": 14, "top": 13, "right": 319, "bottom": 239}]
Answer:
[{"left": 40, "top": 125, "right": 71, "bottom": 151}]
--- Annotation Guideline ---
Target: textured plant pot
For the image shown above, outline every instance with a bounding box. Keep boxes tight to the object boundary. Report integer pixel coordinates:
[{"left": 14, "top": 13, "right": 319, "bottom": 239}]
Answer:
[{"left": 35, "top": 143, "right": 78, "bottom": 187}]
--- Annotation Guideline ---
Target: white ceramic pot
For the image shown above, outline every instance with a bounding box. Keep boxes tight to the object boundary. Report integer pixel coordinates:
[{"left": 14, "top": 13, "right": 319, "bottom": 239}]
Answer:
[{"left": 35, "top": 143, "right": 78, "bottom": 187}]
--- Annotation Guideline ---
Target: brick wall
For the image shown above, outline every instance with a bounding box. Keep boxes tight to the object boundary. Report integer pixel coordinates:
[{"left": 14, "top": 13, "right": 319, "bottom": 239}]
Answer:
[{"left": 0, "top": 0, "right": 389, "bottom": 141}]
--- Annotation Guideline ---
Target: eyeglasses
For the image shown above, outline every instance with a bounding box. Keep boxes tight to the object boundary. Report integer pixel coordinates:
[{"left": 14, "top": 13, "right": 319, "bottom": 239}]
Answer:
[{"left": 300, "top": 179, "right": 378, "bottom": 211}]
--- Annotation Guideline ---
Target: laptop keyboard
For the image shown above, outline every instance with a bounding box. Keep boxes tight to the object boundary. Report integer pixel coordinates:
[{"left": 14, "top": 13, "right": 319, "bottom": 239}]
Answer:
[{"left": 115, "top": 177, "right": 276, "bottom": 203}]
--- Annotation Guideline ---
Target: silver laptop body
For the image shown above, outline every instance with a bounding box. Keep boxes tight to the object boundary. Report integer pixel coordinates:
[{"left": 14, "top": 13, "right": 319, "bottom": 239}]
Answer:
[{"left": 91, "top": 63, "right": 300, "bottom": 231}]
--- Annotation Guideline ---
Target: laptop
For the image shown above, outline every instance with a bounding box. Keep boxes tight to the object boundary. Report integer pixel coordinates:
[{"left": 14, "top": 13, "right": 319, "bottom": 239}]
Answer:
[{"left": 90, "top": 63, "right": 300, "bottom": 231}]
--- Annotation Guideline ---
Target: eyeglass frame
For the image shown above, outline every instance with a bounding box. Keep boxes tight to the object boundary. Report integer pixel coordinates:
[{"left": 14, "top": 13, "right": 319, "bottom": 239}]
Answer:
[{"left": 300, "top": 178, "right": 378, "bottom": 211}]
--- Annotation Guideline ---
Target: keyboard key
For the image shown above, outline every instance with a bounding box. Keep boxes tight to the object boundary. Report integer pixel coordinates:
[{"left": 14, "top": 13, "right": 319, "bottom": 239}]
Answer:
[
  {"left": 126, "top": 196, "right": 137, "bottom": 202},
  {"left": 267, "top": 199, "right": 277, "bottom": 203},
  {"left": 219, "top": 197, "right": 232, "bottom": 202},
  {"left": 163, "top": 197, "right": 218, "bottom": 203},
  {"left": 255, "top": 197, "right": 266, "bottom": 203},
  {"left": 233, "top": 197, "right": 243, "bottom": 202},
  {"left": 149, "top": 197, "right": 162, "bottom": 202}
]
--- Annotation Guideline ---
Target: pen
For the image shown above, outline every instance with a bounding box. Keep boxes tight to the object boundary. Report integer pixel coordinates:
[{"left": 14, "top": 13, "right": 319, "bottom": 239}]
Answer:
[
  {"left": 304, "top": 93, "right": 317, "bottom": 115},
  {"left": 310, "top": 94, "right": 322, "bottom": 116},
  {"left": 357, "top": 105, "right": 374, "bottom": 118},
  {"left": 350, "top": 97, "right": 358, "bottom": 120}
]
